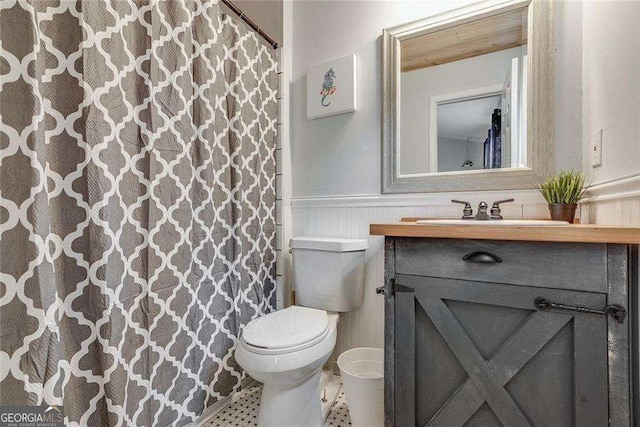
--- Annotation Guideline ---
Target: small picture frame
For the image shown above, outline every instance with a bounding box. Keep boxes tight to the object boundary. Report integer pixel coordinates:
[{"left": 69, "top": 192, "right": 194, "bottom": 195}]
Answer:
[{"left": 306, "top": 54, "right": 357, "bottom": 120}]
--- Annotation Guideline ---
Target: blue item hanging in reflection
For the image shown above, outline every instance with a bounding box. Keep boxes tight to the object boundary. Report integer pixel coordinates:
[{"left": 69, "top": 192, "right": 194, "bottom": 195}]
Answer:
[
  {"left": 483, "top": 109, "right": 502, "bottom": 169},
  {"left": 492, "top": 109, "right": 502, "bottom": 168}
]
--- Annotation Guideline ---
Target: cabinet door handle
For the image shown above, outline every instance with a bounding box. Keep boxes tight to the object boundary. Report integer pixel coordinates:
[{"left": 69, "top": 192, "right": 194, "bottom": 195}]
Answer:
[
  {"left": 535, "top": 297, "right": 626, "bottom": 324},
  {"left": 462, "top": 251, "right": 503, "bottom": 264},
  {"left": 375, "top": 279, "right": 414, "bottom": 296}
]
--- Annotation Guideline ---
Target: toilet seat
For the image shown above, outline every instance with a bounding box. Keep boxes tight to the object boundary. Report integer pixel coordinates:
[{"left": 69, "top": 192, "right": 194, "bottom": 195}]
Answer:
[
  {"left": 241, "top": 306, "right": 330, "bottom": 355},
  {"left": 241, "top": 326, "right": 330, "bottom": 355}
]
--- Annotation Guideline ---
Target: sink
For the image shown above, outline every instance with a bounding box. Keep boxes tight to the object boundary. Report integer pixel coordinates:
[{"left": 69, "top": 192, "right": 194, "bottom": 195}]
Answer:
[{"left": 415, "top": 219, "right": 570, "bottom": 226}]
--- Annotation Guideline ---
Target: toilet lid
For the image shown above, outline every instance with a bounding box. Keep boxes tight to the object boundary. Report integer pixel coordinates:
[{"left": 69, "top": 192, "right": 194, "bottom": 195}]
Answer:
[{"left": 242, "top": 306, "right": 329, "bottom": 349}]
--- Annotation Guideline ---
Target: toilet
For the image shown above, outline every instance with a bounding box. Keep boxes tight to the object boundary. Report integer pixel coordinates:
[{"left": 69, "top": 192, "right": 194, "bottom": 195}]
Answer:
[{"left": 235, "top": 236, "right": 368, "bottom": 426}]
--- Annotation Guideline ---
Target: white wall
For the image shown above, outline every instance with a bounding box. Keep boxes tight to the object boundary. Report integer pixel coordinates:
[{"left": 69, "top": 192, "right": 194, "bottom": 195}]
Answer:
[
  {"left": 579, "top": 0, "right": 640, "bottom": 223},
  {"left": 291, "top": 0, "right": 477, "bottom": 197},
  {"left": 288, "top": 0, "right": 585, "bottom": 361},
  {"left": 291, "top": 1, "right": 583, "bottom": 198},
  {"left": 577, "top": 3, "right": 640, "bottom": 401},
  {"left": 581, "top": 0, "right": 640, "bottom": 187},
  {"left": 401, "top": 47, "right": 522, "bottom": 174},
  {"left": 274, "top": 0, "right": 294, "bottom": 310}
]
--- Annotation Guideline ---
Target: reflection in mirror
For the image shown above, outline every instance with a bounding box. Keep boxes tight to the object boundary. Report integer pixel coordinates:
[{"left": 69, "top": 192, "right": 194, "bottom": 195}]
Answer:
[
  {"left": 398, "top": 8, "right": 528, "bottom": 176},
  {"left": 437, "top": 94, "right": 502, "bottom": 172}
]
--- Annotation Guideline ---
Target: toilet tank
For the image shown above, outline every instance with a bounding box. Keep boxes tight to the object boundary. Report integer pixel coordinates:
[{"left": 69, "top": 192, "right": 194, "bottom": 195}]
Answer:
[{"left": 290, "top": 237, "right": 368, "bottom": 312}]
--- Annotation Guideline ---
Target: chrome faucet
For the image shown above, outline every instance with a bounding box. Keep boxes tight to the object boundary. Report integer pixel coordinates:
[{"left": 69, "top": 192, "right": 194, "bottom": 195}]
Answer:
[
  {"left": 452, "top": 198, "right": 514, "bottom": 220},
  {"left": 475, "top": 201, "right": 490, "bottom": 220},
  {"left": 452, "top": 200, "right": 474, "bottom": 219},
  {"left": 490, "top": 198, "right": 515, "bottom": 220}
]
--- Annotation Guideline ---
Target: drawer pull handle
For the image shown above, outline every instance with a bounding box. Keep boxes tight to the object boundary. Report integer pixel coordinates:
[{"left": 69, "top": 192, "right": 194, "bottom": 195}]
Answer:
[
  {"left": 535, "top": 297, "right": 626, "bottom": 324},
  {"left": 462, "top": 251, "right": 503, "bottom": 264}
]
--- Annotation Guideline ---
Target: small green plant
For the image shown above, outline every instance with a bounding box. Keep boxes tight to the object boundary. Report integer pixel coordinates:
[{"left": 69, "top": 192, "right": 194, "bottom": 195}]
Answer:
[{"left": 538, "top": 170, "right": 588, "bottom": 205}]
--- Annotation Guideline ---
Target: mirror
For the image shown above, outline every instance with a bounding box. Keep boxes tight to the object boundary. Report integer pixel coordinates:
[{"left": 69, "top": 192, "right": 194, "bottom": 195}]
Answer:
[{"left": 383, "top": 0, "right": 554, "bottom": 193}]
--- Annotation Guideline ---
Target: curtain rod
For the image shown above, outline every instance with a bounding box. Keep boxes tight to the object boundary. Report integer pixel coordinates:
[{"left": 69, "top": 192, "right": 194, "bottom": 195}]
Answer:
[{"left": 220, "top": 0, "right": 279, "bottom": 50}]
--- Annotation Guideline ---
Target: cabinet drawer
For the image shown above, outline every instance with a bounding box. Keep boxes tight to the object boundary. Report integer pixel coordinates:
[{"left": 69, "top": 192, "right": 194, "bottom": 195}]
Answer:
[{"left": 394, "top": 238, "right": 608, "bottom": 293}]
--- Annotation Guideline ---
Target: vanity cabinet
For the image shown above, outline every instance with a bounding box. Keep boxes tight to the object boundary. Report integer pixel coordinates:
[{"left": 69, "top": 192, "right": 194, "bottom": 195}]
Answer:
[{"left": 380, "top": 237, "right": 637, "bottom": 427}]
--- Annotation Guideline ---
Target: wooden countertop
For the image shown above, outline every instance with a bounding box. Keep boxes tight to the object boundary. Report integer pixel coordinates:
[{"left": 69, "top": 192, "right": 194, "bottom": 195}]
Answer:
[{"left": 369, "top": 221, "right": 640, "bottom": 244}]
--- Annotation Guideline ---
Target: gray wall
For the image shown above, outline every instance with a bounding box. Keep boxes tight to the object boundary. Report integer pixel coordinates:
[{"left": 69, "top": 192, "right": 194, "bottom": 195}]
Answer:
[
  {"left": 230, "top": 0, "right": 283, "bottom": 46},
  {"left": 437, "top": 137, "right": 484, "bottom": 173}
]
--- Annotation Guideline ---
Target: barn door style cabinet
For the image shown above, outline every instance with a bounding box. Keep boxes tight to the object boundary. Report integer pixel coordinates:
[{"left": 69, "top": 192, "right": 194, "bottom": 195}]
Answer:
[{"left": 370, "top": 224, "right": 639, "bottom": 427}]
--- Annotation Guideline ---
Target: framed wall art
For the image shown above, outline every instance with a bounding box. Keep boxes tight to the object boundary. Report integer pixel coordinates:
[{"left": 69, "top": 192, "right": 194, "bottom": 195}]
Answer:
[{"left": 306, "top": 54, "right": 357, "bottom": 119}]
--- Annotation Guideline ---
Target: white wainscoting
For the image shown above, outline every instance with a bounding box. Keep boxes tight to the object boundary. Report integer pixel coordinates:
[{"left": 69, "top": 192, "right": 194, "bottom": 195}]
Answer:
[
  {"left": 291, "top": 191, "right": 550, "bottom": 364},
  {"left": 580, "top": 197, "right": 640, "bottom": 226},
  {"left": 580, "top": 173, "right": 640, "bottom": 226}
]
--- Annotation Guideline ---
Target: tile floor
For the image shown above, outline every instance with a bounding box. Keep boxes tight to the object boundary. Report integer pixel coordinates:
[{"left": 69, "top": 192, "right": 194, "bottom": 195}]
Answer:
[{"left": 205, "top": 382, "right": 351, "bottom": 426}]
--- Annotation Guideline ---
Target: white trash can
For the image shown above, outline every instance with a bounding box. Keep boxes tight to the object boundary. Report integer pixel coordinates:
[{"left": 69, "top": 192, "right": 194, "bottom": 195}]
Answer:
[{"left": 337, "top": 347, "right": 384, "bottom": 427}]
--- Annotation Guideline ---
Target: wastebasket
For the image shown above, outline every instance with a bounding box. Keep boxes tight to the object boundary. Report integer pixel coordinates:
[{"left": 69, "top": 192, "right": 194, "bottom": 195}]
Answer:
[{"left": 337, "top": 347, "right": 384, "bottom": 427}]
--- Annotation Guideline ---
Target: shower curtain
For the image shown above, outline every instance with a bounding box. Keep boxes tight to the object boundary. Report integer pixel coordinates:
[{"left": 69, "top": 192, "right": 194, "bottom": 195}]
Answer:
[{"left": 0, "top": 0, "right": 277, "bottom": 425}]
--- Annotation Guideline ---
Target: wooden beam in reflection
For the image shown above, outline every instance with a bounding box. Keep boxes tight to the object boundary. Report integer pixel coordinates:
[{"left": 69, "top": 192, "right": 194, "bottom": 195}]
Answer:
[{"left": 400, "top": 8, "right": 528, "bottom": 72}]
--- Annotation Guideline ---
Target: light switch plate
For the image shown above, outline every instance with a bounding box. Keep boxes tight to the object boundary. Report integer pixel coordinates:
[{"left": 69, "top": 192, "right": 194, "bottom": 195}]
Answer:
[{"left": 590, "top": 128, "right": 602, "bottom": 168}]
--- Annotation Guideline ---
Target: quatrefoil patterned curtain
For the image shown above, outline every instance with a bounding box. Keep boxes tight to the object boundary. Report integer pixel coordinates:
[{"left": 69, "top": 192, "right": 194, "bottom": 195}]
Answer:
[{"left": 0, "top": 0, "right": 277, "bottom": 425}]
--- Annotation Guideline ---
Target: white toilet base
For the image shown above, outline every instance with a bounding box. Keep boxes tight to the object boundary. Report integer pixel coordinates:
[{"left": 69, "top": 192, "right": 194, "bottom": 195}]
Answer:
[
  {"left": 319, "top": 370, "right": 341, "bottom": 421},
  {"left": 258, "top": 369, "right": 323, "bottom": 427}
]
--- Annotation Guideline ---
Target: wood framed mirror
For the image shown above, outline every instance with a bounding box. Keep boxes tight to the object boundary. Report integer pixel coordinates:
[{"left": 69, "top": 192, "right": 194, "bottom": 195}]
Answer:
[{"left": 382, "top": 0, "right": 554, "bottom": 193}]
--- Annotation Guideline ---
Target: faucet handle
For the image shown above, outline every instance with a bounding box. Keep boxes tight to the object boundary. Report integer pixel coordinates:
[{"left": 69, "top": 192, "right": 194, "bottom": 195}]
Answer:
[
  {"left": 452, "top": 200, "right": 473, "bottom": 219},
  {"left": 492, "top": 198, "right": 515, "bottom": 206},
  {"left": 490, "top": 198, "right": 515, "bottom": 219}
]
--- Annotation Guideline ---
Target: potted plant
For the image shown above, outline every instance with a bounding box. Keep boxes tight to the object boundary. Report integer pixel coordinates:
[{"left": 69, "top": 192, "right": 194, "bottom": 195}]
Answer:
[{"left": 538, "top": 170, "right": 588, "bottom": 223}]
